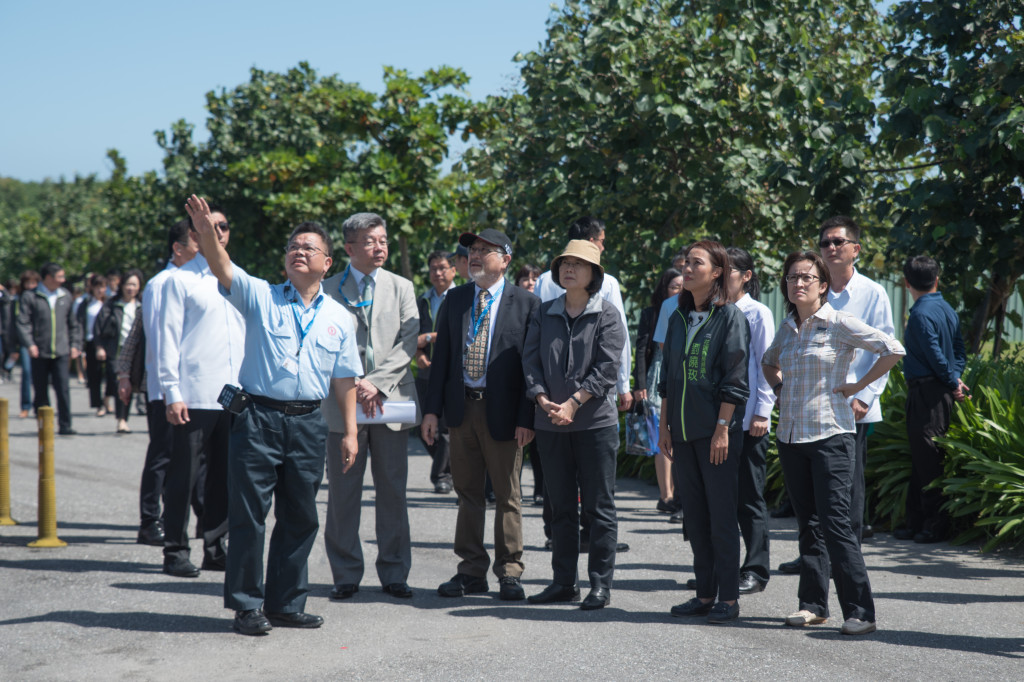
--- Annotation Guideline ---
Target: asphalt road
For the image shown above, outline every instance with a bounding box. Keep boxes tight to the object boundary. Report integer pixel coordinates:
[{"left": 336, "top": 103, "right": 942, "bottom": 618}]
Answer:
[{"left": 1, "top": 379, "right": 1022, "bottom": 681}]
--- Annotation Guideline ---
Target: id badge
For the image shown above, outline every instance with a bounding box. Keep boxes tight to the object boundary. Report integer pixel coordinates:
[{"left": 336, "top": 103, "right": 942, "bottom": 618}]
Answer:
[{"left": 281, "top": 357, "right": 299, "bottom": 375}]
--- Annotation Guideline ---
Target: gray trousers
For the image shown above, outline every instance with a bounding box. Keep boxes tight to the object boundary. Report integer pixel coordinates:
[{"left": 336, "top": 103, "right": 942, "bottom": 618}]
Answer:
[{"left": 324, "top": 426, "right": 411, "bottom": 586}]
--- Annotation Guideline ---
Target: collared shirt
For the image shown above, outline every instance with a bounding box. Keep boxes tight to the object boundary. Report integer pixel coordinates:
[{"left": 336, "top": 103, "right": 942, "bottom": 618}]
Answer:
[
  {"left": 762, "top": 302, "right": 905, "bottom": 444},
  {"left": 463, "top": 278, "right": 505, "bottom": 388},
  {"left": 36, "top": 282, "right": 62, "bottom": 309},
  {"left": 535, "top": 269, "right": 632, "bottom": 394},
  {"left": 141, "top": 262, "right": 177, "bottom": 398},
  {"left": 348, "top": 266, "right": 378, "bottom": 297},
  {"left": 652, "top": 294, "right": 678, "bottom": 347},
  {"left": 85, "top": 298, "right": 103, "bottom": 342},
  {"left": 735, "top": 293, "right": 776, "bottom": 432},
  {"left": 158, "top": 253, "right": 246, "bottom": 409},
  {"left": 903, "top": 292, "right": 966, "bottom": 390},
  {"left": 425, "top": 283, "right": 453, "bottom": 324},
  {"left": 828, "top": 268, "right": 894, "bottom": 423},
  {"left": 222, "top": 266, "right": 362, "bottom": 401}
]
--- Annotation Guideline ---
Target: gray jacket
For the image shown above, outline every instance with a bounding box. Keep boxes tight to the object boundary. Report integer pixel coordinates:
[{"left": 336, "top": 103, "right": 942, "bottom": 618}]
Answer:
[
  {"left": 522, "top": 292, "right": 625, "bottom": 432},
  {"left": 16, "top": 286, "right": 82, "bottom": 359}
]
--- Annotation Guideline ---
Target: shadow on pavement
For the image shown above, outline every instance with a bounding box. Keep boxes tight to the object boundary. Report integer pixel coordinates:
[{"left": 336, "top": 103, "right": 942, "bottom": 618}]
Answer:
[
  {"left": 874, "top": 591, "right": 1024, "bottom": 605},
  {"left": 111, "top": 581, "right": 223, "bottom": 597},
  {"left": 0, "top": 610, "right": 227, "bottom": 634},
  {"left": 806, "top": 629, "right": 1024, "bottom": 659},
  {"left": 0, "top": 558, "right": 162, "bottom": 575}
]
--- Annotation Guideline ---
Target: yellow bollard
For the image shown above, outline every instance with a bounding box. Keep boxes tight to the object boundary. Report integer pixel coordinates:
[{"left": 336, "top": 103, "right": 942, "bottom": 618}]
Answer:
[
  {"left": 28, "top": 406, "right": 66, "bottom": 547},
  {"left": 0, "top": 397, "right": 15, "bottom": 525}
]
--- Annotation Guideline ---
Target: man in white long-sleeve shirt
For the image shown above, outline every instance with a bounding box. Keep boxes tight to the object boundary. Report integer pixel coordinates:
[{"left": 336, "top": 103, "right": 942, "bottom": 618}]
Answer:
[{"left": 158, "top": 206, "right": 246, "bottom": 578}]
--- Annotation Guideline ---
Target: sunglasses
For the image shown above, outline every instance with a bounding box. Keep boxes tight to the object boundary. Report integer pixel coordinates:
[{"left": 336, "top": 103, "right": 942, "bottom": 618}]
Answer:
[{"left": 819, "top": 237, "right": 854, "bottom": 249}]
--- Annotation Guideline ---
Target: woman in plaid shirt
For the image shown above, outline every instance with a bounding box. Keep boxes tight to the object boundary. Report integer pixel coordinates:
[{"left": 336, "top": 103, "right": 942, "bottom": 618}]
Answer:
[{"left": 762, "top": 251, "right": 904, "bottom": 636}]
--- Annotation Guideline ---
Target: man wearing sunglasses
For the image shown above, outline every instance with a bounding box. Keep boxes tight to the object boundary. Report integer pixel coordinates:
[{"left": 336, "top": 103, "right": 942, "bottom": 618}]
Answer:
[
  {"left": 778, "top": 216, "right": 894, "bottom": 575},
  {"left": 158, "top": 203, "right": 246, "bottom": 580}
]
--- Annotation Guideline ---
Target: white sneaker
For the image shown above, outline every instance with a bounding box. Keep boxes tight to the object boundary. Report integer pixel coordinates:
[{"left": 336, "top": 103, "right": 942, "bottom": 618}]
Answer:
[
  {"left": 785, "top": 609, "right": 827, "bottom": 626},
  {"left": 840, "top": 618, "right": 877, "bottom": 635}
]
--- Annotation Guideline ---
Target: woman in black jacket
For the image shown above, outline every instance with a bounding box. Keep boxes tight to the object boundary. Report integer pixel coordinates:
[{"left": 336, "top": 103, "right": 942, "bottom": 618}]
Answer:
[
  {"left": 94, "top": 268, "right": 144, "bottom": 433},
  {"left": 658, "top": 240, "right": 750, "bottom": 624}
]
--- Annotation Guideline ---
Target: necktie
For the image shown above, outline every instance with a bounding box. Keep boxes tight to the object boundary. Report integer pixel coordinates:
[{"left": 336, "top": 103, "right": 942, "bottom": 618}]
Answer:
[
  {"left": 361, "top": 277, "right": 375, "bottom": 372},
  {"left": 465, "top": 289, "right": 490, "bottom": 380}
]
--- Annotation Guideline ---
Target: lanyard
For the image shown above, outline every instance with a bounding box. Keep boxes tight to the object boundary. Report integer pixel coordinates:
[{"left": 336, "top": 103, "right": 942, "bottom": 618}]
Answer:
[
  {"left": 290, "top": 293, "right": 324, "bottom": 356},
  {"left": 470, "top": 282, "right": 503, "bottom": 340},
  {"left": 338, "top": 266, "right": 373, "bottom": 308}
]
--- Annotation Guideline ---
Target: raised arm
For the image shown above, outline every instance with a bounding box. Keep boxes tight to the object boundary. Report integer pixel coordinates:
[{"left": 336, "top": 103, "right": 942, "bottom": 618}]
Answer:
[{"left": 185, "top": 194, "right": 233, "bottom": 291}]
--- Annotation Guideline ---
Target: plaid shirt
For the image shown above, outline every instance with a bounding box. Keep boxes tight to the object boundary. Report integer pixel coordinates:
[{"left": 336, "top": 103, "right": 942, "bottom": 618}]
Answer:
[
  {"left": 762, "top": 302, "right": 904, "bottom": 444},
  {"left": 115, "top": 313, "right": 143, "bottom": 380}
]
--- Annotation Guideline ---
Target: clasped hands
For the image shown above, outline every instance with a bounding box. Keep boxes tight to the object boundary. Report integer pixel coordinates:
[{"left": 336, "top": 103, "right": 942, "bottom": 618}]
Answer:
[
  {"left": 355, "top": 378, "right": 383, "bottom": 418},
  {"left": 537, "top": 394, "right": 577, "bottom": 427}
]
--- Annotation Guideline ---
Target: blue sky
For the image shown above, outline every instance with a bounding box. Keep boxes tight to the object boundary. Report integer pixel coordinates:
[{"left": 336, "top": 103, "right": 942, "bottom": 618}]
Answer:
[{"left": 0, "top": 0, "right": 559, "bottom": 182}]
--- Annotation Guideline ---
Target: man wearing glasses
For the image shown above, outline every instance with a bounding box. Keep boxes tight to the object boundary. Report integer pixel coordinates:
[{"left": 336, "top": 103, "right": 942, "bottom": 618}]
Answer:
[
  {"left": 778, "top": 216, "right": 894, "bottom": 575},
  {"left": 422, "top": 228, "right": 539, "bottom": 601},
  {"left": 322, "top": 212, "right": 420, "bottom": 602},
  {"left": 158, "top": 203, "right": 245, "bottom": 579}
]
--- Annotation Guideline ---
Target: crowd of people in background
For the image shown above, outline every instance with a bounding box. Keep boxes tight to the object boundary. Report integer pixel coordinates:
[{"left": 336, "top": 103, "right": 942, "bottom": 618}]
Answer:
[{"left": 1, "top": 208, "right": 969, "bottom": 639}]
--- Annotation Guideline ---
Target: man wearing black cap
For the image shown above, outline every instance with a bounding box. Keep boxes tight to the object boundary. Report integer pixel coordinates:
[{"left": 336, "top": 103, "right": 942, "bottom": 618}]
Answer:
[{"left": 422, "top": 228, "right": 539, "bottom": 601}]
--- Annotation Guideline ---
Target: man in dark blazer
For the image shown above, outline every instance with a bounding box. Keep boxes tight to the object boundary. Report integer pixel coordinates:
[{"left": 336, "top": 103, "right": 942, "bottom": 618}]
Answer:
[{"left": 422, "top": 228, "right": 539, "bottom": 601}]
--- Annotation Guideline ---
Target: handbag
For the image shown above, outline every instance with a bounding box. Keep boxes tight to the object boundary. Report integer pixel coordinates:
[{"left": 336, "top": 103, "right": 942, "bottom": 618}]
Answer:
[{"left": 626, "top": 400, "right": 658, "bottom": 456}]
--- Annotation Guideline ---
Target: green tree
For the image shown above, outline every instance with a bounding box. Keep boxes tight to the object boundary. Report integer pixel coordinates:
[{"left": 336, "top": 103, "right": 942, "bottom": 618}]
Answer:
[{"left": 875, "top": 0, "right": 1024, "bottom": 353}]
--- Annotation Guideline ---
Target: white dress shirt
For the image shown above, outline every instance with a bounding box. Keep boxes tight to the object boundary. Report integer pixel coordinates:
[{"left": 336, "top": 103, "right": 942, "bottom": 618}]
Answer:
[
  {"left": 828, "top": 268, "right": 895, "bottom": 424},
  {"left": 142, "top": 263, "right": 176, "bottom": 399},
  {"left": 157, "top": 253, "right": 246, "bottom": 409},
  {"left": 735, "top": 293, "right": 776, "bottom": 432},
  {"left": 535, "top": 269, "right": 632, "bottom": 394}
]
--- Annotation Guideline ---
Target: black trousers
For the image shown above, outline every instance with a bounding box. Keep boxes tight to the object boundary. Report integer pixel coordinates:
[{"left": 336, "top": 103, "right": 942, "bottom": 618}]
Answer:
[
  {"left": 850, "top": 423, "right": 869, "bottom": 543},
  {"left": 84, "top": 341, "right": 104, "bottom": 408},
  {"left": 738, "top": 431, "right": 770, "bottom": 584},
  {"left": 905, "top": 377, "right": 954, "bottom": 535},
  {"left": 224, "top": 403, "right": 327, "bottom": 613},
  {"left": 31, "top": 356, "right": 72, "bottom": 431},
  {"left": 163, "top": 409, "right": 229, "bottom": 565},
  {"left": 416, "top": 376, "right": 451, "bottom": 484},
  {"left": 779, "top": 433, "right": 874, "bottom": 622},
  {"left": 536, "top": 425, "right": 618, "bottom": 589},
  {"left": 673, "top": 434, "right": 742, "bottom": 602}
]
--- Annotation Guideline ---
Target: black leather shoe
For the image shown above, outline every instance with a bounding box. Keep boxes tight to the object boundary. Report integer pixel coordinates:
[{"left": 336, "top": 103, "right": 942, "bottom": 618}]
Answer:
[
  {"left": 893, "top": 527, "right": 917, "bottom": 540},
  {"left": 738, "top": 572, "right": 766, "bottom": 594},
  {"left": 137, "top": 521, "right": 164, "bottom": 546},
  {"left": 656, "top": 498, "right": 675, "bottom": 513},
  {"left": 434, "top": 480, "right": 452, "bottom": 494},
  {"left": 383, "top": 582, "right": 413, "bottom": 598},
  {"left": 707, "top": 601, "right": 739, "bottom": 623},
  {"left": 533, "top": 494, "right": 544, "bottom": 507},
  {"left": 437, "top": 573, "right": 488, "bottom": 597},
  {"left": 685, "top": 578, "right": 697, "bottom": 590},
  {"left": 233, "top": 609, "right": 271, "bottom": 635},
  {"left": 862, "top": 524, "right": 875, "bottom": 539},
  {"left": 163, "top": 557, "right": 200, "bottom": 578},
  {"left": 669, "top": 511, "right": 684, "bottom": 524},
  {"left": 201, "top": 556, "right": 226, "bottom": 571},
  {"left": 498, "top": 576, "right": 525, "bottom": 601},
  {"left": 528, "top": 583, "right": 580, "bottom": 604},
  {"left": 770, "top": 501, "right": 795, "bottom": 518},
  {"left": 778, "top": 557, "right": 803, "bottom": 574},
  {"left": 329, "top": 583, "right": 359, "bottom": 600},
  {"left": 914, "top": 529, "right": 946, "bottom": 544},
  {"left": 58, "top": 427, "right": 77, "bottom": 436},
  {"left": 581, "top": 587, "right": 610, "bottom": 610},
  {"left": 671, "top": 597, "right": 713, "bottom": 617},
  {"left": 615, "top": 542, "right": 630, "bottom": 553},
  {"left": 543, "top": 538, "right": 552, "bottom": 550},
  {"left": 266, "top": 611, "right": 323, "bottom": 628}
]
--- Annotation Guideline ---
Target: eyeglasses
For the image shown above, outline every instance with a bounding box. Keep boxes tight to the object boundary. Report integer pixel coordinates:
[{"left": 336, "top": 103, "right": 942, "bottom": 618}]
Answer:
[
  {"left": 559, "top": 259, "right": 585, "bottom": 271},
  {"left": 819, "top": 237, "right": 854, "bottom": 249},
  {"left": 468, "top": 246, "right": 501, "bottom": 257},
  {"left": 785, "top": 274, "right": 821, "bottom": 285},
  {"left": 285, "top": 243, "right": 326, "bottom": 257},
  {"left": 214, "top": 221, "right": 230, "bottom": 231},
  {"left": 428, "top": 264, "right": 454, "bottom": 273},
  {"left": 348, "top": 238, "right": 388, "bottom": 249}
]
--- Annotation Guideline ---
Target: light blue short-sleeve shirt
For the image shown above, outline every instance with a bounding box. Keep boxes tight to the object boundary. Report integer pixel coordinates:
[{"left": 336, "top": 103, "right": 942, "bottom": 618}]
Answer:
[{"left": 221, "top": 265, "right": 363, "bottom": 401}]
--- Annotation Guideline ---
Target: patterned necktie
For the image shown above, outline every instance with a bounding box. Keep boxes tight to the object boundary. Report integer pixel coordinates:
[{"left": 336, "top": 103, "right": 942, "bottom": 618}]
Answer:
[
  {"left": 361, "top": 277, "right": 375, "bottom": 372},
  {"left": 465, "top": 289, "right": 490, "bottom": 380}
]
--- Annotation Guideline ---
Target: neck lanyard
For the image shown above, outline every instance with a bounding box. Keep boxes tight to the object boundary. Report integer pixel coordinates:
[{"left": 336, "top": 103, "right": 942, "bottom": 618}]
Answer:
[
  {"left": 338, "top": 266, "right": 373, "bottom": 308},
  {"left": 470, "top": 282, "right": 503, "bottom": 340},
  {"left": 677, "top": 305, "right": 715, "bottom": 352},
  {"left": 289, "top": 288, "right": 324, "bottom": 357}
]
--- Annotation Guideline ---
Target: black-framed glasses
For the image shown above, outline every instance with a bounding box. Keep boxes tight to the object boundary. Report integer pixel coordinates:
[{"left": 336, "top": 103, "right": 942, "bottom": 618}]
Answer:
[
  {"left": 285, "top": 243, "right": 325, "bottom": 257},
  {"left": 214, "top": 221, "right": 230, "bottom": 231},
  {"left": 468, "top": 246, "right": 501, "bottom": 257},
  {"left": 819, "top": 237, "right": 854, "bottom": 249},
  {"left": 785, "top": 274, "right": 821, "bottom": 285}
]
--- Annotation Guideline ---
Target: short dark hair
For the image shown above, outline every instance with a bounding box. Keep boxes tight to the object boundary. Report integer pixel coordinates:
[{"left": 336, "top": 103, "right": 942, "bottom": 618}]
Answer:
[
  {"left": 105, "top": 267, "right": 122, "bottom": 280},
  {"left": 289, "top": 222, "right": 333, "bottom": 258},
  {"left": 726, "top": 247, "right": 761, "bottom": 301},
  {"left": 514, "top": 263, "right": 541, "bottom": 286},
  {"left": 904, "top": 255, "right": 940, "bottom": 291},
  {"left": 551, "top": 258, "right": 604, "bottom": 295},
  {"left": 87, "top": 274, "right": 106, "bottom": 290},
  {"left": 427, "top": 250, "right": 454, "bottom": 268},
  {"left": 567, "top": 216, "right": 605, "bottom": 241},
  {"left": 40, "top": 263, "right": 63, "bottom": 280},
  {"left": 677, "top": 241, "right": 730, "bottom": 312},
  {"left": 20, "top": 270, "right": 40, "bottom": 290},
  {"left": 118, "top": 268, "right": 146, "bottom": 299},
  {"left": 652, "top": 268, "right": 682, "bottom": 309},
  {"left": 168, "top": 218, "right": 192, "bottom": 256},
  {"left": 781, "top": 251, "right": 831, "bottom": 319},
  {"left": 818, "top": 215, "right": 861, "bottom": 245}
]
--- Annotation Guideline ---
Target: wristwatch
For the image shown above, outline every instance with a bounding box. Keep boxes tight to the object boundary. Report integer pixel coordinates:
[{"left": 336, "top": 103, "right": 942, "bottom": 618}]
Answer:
[{"left": 716, "top": 418, "right": 728, "bottom": 427}]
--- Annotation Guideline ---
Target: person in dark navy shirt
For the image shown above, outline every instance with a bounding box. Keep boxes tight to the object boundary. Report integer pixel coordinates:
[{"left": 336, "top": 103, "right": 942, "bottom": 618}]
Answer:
[{"left": 897, "top": 256, "right": 968, "bottom": 544}]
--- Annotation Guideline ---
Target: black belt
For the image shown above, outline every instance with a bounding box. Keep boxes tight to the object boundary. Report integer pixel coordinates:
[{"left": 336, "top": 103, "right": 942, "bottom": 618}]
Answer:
[
  {"left": 465, "top": 387, "right": 485, "bottom": 401},
  {"left": 249, "top": 394, "right": 320, "bottom": 415},
  {"left": 906, "top": 376, "right": 946, "bottom": 389}
]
